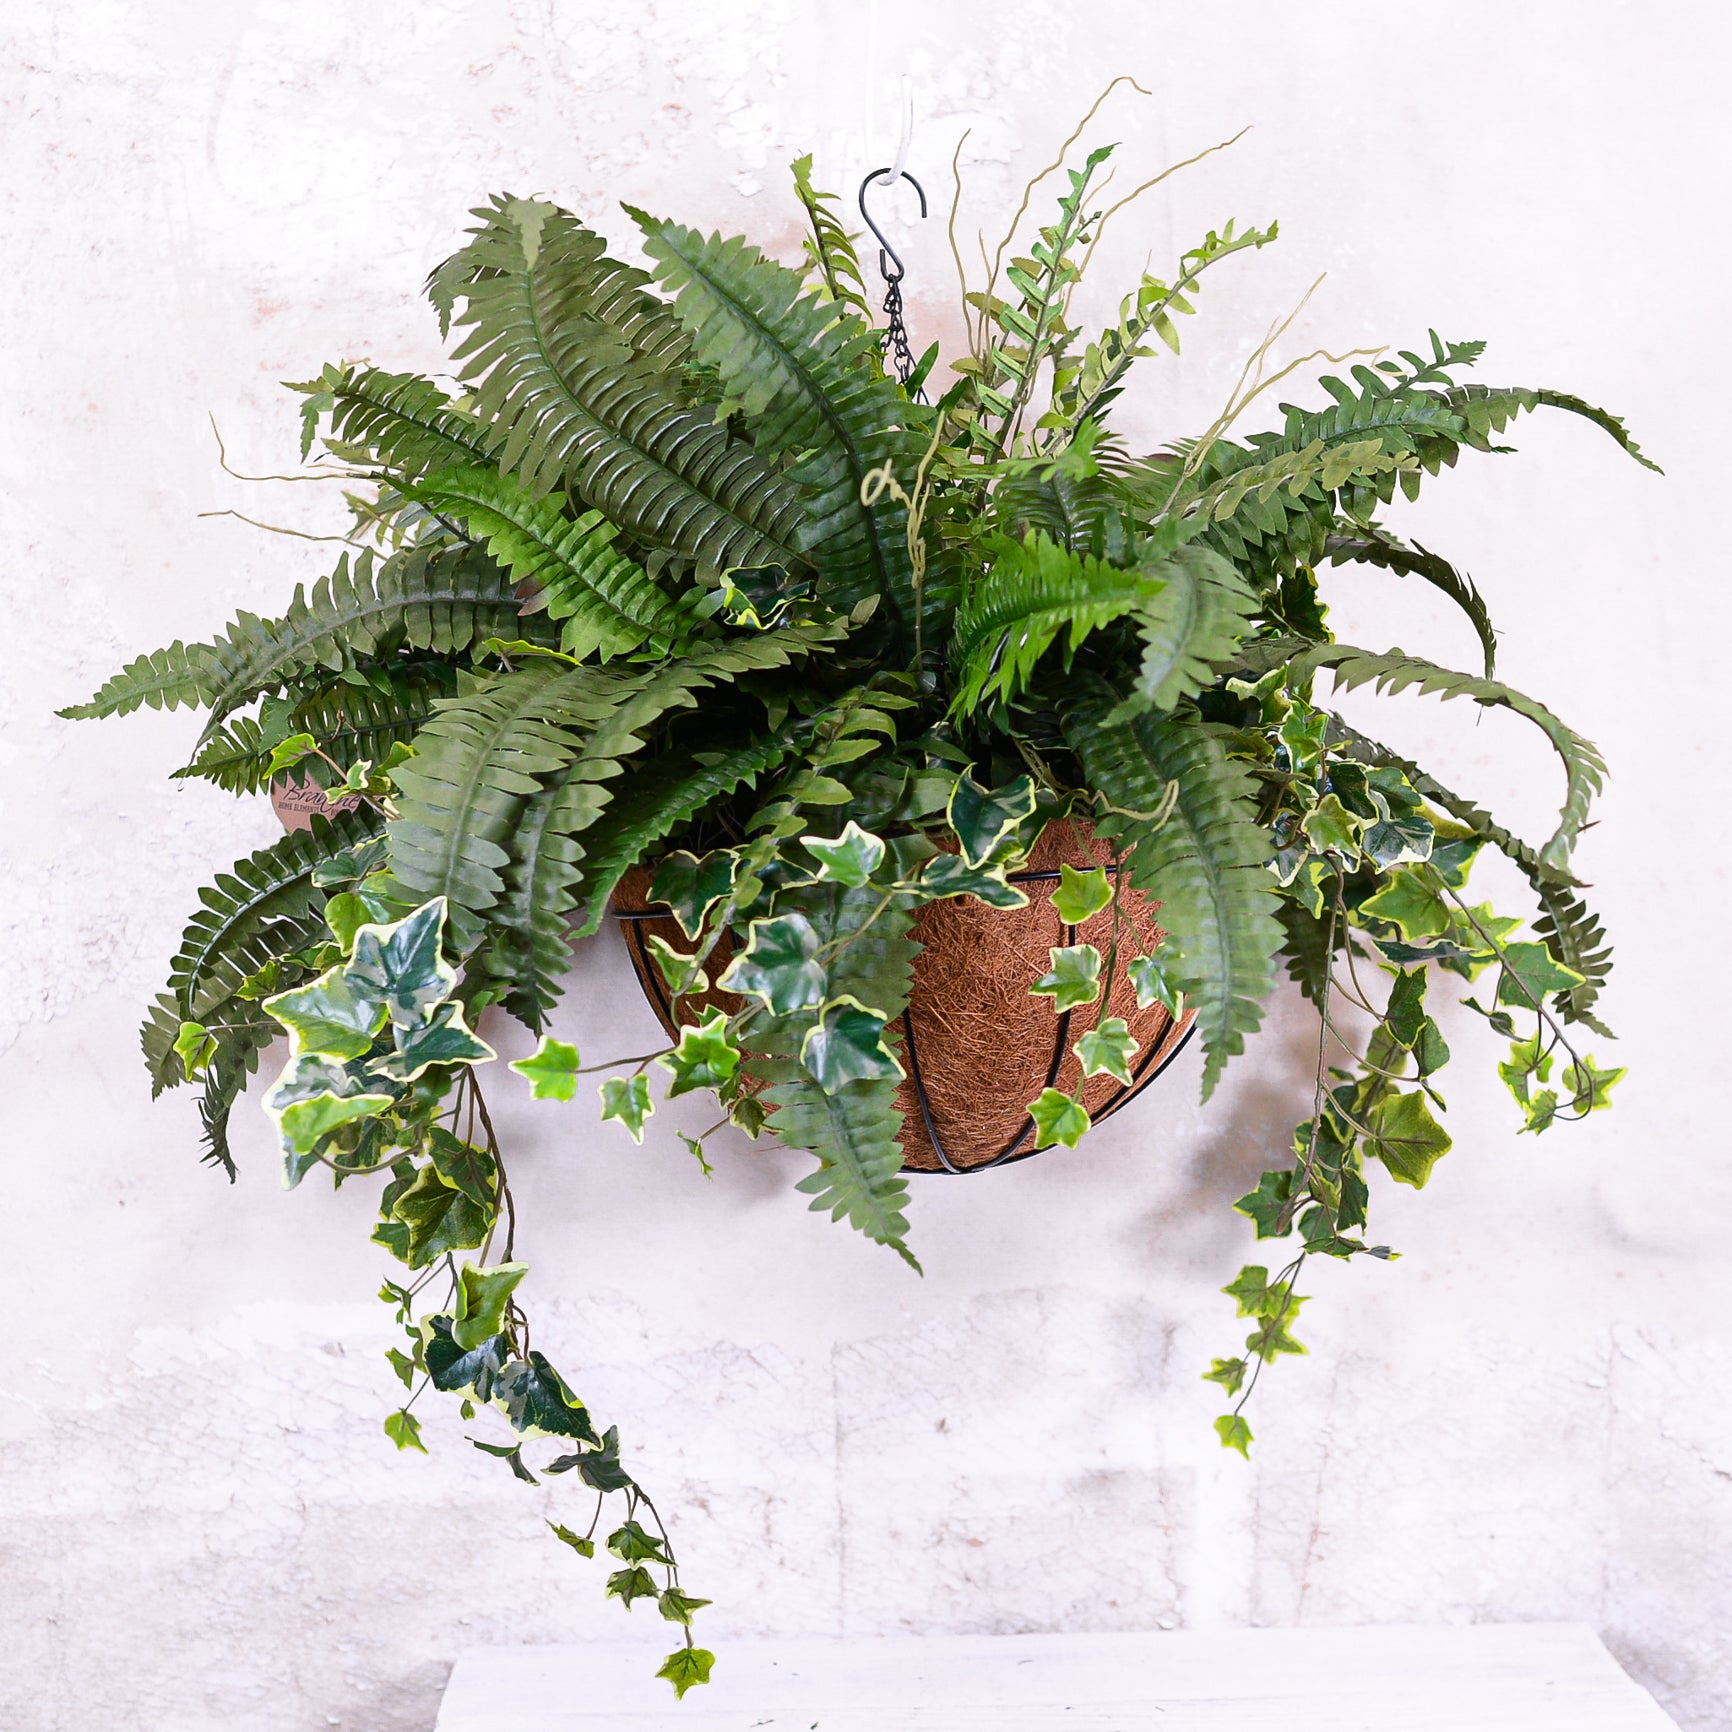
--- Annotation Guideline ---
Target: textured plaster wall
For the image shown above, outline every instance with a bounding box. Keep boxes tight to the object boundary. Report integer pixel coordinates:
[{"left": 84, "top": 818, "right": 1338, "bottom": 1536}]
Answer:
[{"left": 1, "top": 3, "right": 1725, "bottom": 1728}]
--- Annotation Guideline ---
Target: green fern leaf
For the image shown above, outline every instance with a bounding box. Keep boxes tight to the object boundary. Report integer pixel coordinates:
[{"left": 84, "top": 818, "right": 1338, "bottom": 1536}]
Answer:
[
  {"left": 62, "top": 544, "right": 545, "bottom": 729},
  {"left": 1292, "top": 644, "right": 1604, "bottom": 879},
  {"left": 752, "top": 886, "right": 921, "bottom": 1258},
  {"left": 631, "top": 212, "right": 927, "bottom": 636},
  {"left": 790, "top": 154, "right": 874, "bottom": 318},
  {"left": 949, "top": 533, "right": 1163, "bottom": 715},
  {"left": 1441, "top": 384, "right": 1662, "bottom": 473},
  {"left": 293, "top": 363, "right": 497, "bottom": 472},
  {"left": 1325, "top": 530, "right": 1498, "bottom": 679},
  {"left": 1065, "top": 694, "right": 1281, "bottom": 1097},
  {"left": 162, "top": 809, "right": 381, "bottom": 1023},
  {"left": 1113, "top": 545, "right": 1260, "bottom": 716},
  {"left": 401, "top": 463, "right": 699, "bottom": 659},
  {"left": 440, "top": 201, "right": 811, "bottom": 578},
  {"left": 175, "top": 667, "right": 453, "bottom": 794}
]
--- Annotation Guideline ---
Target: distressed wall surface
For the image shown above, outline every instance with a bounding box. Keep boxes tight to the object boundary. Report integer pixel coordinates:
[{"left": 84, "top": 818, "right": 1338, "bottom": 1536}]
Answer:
[{"left": 2, "top": 3, "right": 1724, "bottom": 1729}]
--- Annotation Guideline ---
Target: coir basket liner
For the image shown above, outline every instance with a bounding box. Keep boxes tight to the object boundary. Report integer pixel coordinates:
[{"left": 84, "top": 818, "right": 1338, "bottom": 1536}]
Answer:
[{"left": 615, "top": 823, "right": 1198, "bottom": 1173}]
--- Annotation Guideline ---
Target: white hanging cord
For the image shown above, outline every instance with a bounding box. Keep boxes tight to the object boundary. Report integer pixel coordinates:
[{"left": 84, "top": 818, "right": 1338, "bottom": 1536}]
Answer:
[{"left": 875, "top": 75, "right": 914, "bottom": 189}]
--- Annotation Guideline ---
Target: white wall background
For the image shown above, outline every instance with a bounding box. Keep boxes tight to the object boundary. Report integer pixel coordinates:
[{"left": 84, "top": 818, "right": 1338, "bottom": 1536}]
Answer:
[{"left": 2, "top": 3, "right": 1724, "bottom": 1728}]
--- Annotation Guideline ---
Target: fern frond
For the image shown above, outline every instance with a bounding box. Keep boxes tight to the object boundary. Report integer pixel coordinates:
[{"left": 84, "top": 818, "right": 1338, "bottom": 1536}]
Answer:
[
  {"left": 1442, "top": 384, "right": 1662, "bottom": 473},
  {"left": 1066, "top": 694, "right": 1281, "bottom": 1097},
  {"left": 63, "top": 544, "right": 542, "bottom": 730},
  {"left": 293, "top": 363, "right": 497, "bottom": 472},
  {"left": 1331, "top": 716, "right": 1616, "bottom": 1035},
  {"left": 1052, "top": 219, "right": 1277, "bottom": 434},
  {"left": 60, "top": 642, "right": 228, "bottom": 720},
  {"left": 440, "top": 202, "right": 811, "bottom": 577},
  {"left": 1294, "top": 644, "right": 1604, "bottom": 879},
  {"left": 790, "top": 154, "right": 874, "bottom": 318},
  {"left": 401, "top": 463, "right": 700, "bottom": 659},
  {"left": 949, "top": 534, "right": 1163, "bottom": 715},
  {"left": 162, "top": 810, "right": 380, "bottom": 1022},
  {"left": 391, "top": 628, "right": 837, "bottom": 917},
  {"left": 632, "top": 213, "right": 926, "bottom": 636},
  {"left": 175, "top": 667, "right": 453, "bottom": 794},
  {"left": 755, "top": 886, "right": 920, "bottom": 1257},
  {"left": 1114, "top": 545, "right": 1259, "bottom": 716},
  {"left": 1324, "top": 530, "right": 1498, "bottom": 679}
]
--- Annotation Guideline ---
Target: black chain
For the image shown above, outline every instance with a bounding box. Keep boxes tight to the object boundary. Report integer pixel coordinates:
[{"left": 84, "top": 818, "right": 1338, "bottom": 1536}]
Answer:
[{"left": 858, "top": 169, "right": 928, "bottom": 401}]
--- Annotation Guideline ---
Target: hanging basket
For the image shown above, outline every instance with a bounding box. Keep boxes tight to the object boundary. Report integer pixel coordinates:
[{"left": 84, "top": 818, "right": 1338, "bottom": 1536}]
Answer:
[{"left": 614, "top": 823, "right": 1197, "bottom": 1175}]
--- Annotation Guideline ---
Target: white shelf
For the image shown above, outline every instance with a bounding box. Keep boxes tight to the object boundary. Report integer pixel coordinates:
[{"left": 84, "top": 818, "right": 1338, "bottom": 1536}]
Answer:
[{"left": 435, "top": 1622, "right": 1678, "bottom": 1730}]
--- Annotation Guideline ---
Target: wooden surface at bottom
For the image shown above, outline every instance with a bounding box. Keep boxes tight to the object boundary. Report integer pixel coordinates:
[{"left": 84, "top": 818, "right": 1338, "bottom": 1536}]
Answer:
[{"left": 434, "top": 1623, "right": 1678, "bottom": 1731}]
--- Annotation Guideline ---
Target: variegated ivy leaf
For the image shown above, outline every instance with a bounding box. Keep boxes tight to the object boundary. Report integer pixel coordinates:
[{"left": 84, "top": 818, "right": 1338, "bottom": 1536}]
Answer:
[
  {"left": 1074, "top": 1016, "right": 1138, "bottom": 1084},
  {"left": 420, "top": 1315, "right": 509, "bottom": 1402},
  {"left": 1494, "top": 942, "right": 1587, "bottom": 1011},
  {"left": 656, "top": 1646, "right": 715, "bottom": 1700},
  {"left": 947, "top": 772, "right": 1036, "bottom": 868},
  {"left": 384, "top": 1162, "right": 495, "bottom": 1266},
  {"left": 1050, "top": 863, "right": 1112, "bottom": 925},
  {"left": 1563, "top": 1053, "right": 1624, "bottom": 1113},
  {"left": 1300, "top": 793, "right": 1362, "bottom": 860},
  {"left": 348, "top": 898, "right": 459, "bottom": 1031},
  {"left": 1028, "top": 1087, "right": 1091, "bottom": 1149},
  {"left": 266, "top": 967, "right": 388, "bottom": 1062},
  {"left": 607, "top": 1520, "right": 670, "bottom": 1564},
  {"left": 1358, "top": 868, "right": 1453, "bottom": 942},
  {"left": 1214, "top": 1413, "right": 1253, "bottom": 1456},
  {"left": 452, "top": 1261, "right": 528, "bottom": 1351},
  {"left": 264, "top": 732, "right": 319, "bottom": 780},
  {"left": 607, "top": 1566, "right": 659, "bottom": 1607},
  {"left": 1365, "top": 1090, "right": 1452, "bottom": 1188},
  {"left": 1203, "top": 1357, "right": 1247, "bottom": 1397},
  {"left": 919, "top": 852, "right": 1029, "bottom": 909},
  {"left": 718, "top": 911, "right": 826, "bottom": 1015},
  {"left": 1030, "top": 943, "right": 1103, "bottom": 1013},
  {"left": 511, "top": 1036, "right": 581, "bottom": 1101},
  {"left": 1278, "top": 706, "right": 1327, "bottom": 777},
  {"left": 1361, "top": 766, "right": 1434, "bottom": 868},
  {"left": 383, "top": 1410, "right": 426, "bottom": 1453},
  {"left": 801, "top": 820, "right": 886, "bottom": 888},
  {"left": 599, "top": 1073, "right": 654, "bottom": 1142},
  {"left": 658, "top": 1589, "right": 712, "bottom": 1627},
  {"left": 265, "top": 1052, "right": 397, "bottom": 1176},
  {"left": 646, "top": 934, "right": 708, "bottom": 997},
  {"left": 659, "top": 1010, "right": 741, "bottom": 1098},
  {"left": 374, "top": 1000, "right": 495, "bottom": 1083},
  {"left": 800, "top": 996, "right": 904, "bottom": 1092},
  {"left": 492, "top": 1350, "right": 598, "bottom": 1444},
  {"left": 1128, "top": 952, "right": 1186, "bottom": 1018},
  {"left": 173, "top": 1020, "right": 217, "bottom": 1080}
]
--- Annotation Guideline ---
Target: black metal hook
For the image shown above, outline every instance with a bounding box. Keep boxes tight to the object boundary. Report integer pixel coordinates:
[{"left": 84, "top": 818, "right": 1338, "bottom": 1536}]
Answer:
[{"left": 857, "top": 168, "right": 927, "bottom": 284}]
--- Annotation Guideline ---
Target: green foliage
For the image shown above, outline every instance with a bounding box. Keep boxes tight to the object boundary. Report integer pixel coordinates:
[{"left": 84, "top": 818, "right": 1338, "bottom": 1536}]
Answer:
[
  {"left": 632, "top": 211, "right": 927, "bottom": 638},
  {"left": 1067, "top": 696, "right": 1280, "bottom": 1096},
  {"left": 77, "top": 132, "right": 1653, "bottom": 1681}
]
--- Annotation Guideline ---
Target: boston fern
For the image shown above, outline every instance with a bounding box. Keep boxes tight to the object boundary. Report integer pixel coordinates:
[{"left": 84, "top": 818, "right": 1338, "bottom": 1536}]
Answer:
[{"left": 65, "top": 133, "right": 1653, "bottom": 1695}]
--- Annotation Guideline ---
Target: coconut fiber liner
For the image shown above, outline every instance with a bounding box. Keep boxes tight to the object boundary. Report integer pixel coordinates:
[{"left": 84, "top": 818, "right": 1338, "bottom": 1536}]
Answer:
[{"left": 613, "top": 823, "right": 1197, "bottom": 1174}]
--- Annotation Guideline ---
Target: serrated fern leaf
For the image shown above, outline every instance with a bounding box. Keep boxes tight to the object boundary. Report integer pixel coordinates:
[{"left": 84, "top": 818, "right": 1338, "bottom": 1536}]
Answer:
[
  {"left": 1442, "top": 384, "right": 1661, "bottom": 473},
  {"left": 1325, "top": 529, "right": 1498, "bottom": 679},
  {"left": 163, "top": 810, "right": 380, "bottom": 1022},
  {"left": 402, "top": 463, "right": 698, "bottom": 659},
  {"left": 63, "top": 544, "right": 543, "bottom": 730},
  {"left": 295, "top": 363, "right": 498, "bottom": 473},
  {"left": 1295, "top": 644, "right": 1604, "bottom": 879},
  {"left": 790, "top": 154, "right": 873, "bottom": 318},
  {"left": 949, "top": 533, "right": 1163, "bottom": 715},
  {"left": 442, "top": 201, "right": 810, "bottom": 577},
  {"left": 1114, "top": 545, "right": 1259, "bottom": 717},
  {"left": 175, "top": 667, "right": 452, "bottom": 793},
  {"left": 755, "top": 886, "right": 920, "bottom": 1258},
  {"left": 632, "top": 213, "right": 925, "bottom": 636},
  {"left": 60, "top": 641, "right": 228, "bottom": 720},
  {"left": 1065, "top": 695, "right": 1280, "bottom": 1097}
]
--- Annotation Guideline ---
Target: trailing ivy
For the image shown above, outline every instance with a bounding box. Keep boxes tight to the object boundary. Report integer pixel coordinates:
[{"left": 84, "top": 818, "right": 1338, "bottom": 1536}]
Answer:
[{"left": 70, "top": 121, "right": 1653, "bottom": 1699}]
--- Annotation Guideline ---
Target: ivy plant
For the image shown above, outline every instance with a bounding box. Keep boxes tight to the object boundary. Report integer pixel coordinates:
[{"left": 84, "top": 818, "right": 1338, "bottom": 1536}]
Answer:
[{"left": 65, "top": 122, "right": 1651, "bottom": 1695}]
